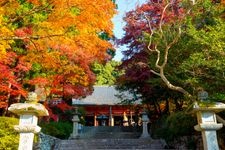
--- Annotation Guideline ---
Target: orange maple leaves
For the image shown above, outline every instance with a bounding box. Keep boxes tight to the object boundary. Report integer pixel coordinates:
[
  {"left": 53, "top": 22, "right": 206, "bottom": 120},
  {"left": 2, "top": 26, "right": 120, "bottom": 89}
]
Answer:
[{"left": 0, "top": 0, "right": 116, "bottom": 109}]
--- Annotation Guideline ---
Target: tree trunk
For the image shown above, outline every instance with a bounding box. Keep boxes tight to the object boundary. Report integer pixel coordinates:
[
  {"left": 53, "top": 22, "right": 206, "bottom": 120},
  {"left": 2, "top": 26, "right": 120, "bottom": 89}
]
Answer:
[{"left": 3, "top": 83, "right": 12, "bottom": 116}]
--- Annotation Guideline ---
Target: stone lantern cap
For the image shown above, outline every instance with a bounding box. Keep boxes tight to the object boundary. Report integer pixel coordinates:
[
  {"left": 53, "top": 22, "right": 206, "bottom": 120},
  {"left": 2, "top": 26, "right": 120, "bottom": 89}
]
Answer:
[
  {"left": 8, "top": 92, "right": 49, "bottom": 116},
  {"left": 192, "top": 102, "right": 225, "bottom": 113},
  {"left": 8, "top": 103, "right": 49, "bottom": 116}
]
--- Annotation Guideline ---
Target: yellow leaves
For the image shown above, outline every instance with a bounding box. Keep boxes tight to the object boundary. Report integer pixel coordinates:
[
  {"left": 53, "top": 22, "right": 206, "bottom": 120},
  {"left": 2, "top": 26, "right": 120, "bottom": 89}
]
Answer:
[
  {"left": 0, "top": 45, "right": 7, "bottom": 57},
  {"left": 55, "top": 61, "right": 89, "bottom": 86},
  {"left": 0, "top": 10, "right": 4, "bottom": 22},
  {"left": 0, "top": 22, "right": 14, "bottom": 57},
  {"left": 67, "top": 73, "right": 89, "bottom": 87},
  {"left": 0, "top": 40, "right": 11, "bottom": 50},
  {"left": 0, "top": 26, "right": 13, "bottom": 36},
  {"left": 0, "top": 0, "right": 19, "bottom": 17}
]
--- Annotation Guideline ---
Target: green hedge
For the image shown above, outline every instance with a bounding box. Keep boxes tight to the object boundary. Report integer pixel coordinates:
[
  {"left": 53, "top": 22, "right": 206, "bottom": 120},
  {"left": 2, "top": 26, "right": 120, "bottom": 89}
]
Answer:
[
  {"left": 39, "top": 121, "right": 72, "bottom": 139},
  {"left": 0, "top": 117, "right": 19, "bottom": 150},
  {"left": 152, "top": 112, "right": 197, "bottom": 142}
]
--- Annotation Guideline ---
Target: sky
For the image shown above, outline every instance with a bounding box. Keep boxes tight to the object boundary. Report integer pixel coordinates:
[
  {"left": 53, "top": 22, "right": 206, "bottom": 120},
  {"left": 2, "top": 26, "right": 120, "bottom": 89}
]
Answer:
[{"left": 112, "top": 0, "right": 146, "bottom": 61}]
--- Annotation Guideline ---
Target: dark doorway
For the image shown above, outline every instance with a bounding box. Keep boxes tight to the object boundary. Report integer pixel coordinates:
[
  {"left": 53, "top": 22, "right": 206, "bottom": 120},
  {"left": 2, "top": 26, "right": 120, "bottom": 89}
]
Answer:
[
  {"left": 114, "top": 116, "right": 123, "bottom": 126},
  {"left": 85, "top": 116, "right": 94, "bottom": 126}
]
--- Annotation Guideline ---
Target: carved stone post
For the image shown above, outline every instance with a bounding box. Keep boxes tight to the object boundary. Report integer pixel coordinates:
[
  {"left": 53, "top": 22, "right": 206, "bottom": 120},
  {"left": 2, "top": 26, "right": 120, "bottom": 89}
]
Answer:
[
  {"left": 140, "top": 111, "right": 150, "bottom": 138},
  {"left": 8, "top": 92, "right": 49, "bottom": 150}
]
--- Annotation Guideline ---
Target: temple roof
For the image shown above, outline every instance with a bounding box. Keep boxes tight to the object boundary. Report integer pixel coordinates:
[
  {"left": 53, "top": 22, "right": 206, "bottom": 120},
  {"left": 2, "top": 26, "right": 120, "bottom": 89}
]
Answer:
[{"left": 72, "top": 86, "right": 141, "bottom": 105}]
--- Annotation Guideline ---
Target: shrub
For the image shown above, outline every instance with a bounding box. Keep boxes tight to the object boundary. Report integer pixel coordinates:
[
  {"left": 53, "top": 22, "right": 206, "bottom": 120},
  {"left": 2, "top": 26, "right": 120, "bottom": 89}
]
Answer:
[
  {"left": 0, "top": 117, "right": 19, "bottom": 150},
  {"left": 152, "top": 111, "right": 197, "bottom": 142},
  {"left": 39, "top": 121, "right": 72, "bottom": 139}
]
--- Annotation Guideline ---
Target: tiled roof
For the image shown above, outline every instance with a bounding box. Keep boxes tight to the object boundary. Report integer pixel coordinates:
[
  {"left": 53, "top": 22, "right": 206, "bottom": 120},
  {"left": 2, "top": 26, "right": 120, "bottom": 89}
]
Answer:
[{"left": 72, "top": 86, "right": 140, "bottom": 105}]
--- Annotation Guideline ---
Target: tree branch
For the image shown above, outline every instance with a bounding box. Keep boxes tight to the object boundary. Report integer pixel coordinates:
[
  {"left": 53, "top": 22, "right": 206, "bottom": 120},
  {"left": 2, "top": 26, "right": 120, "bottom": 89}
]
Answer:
[
  {"left": 8, "top": 3, "right": 52, "bottom": 23},
  {"left": 162, "top": 27, "right": 181, "bottom": 68},
  {"left": 0, "top": 33, "right": 65, "bottom": 41},
  {"left": 160, "top": 70, "right": 192, "bottom": 98},
  {"left": 144, "top": 15, "right": 154, "bottom": 52},
  {"left": 144, "top": 1, "right": 193, "bottom": 99},
  {"left": 150, "top": 69, "right": 160, "bottom": 76},
  {"left": 159, "top": 3, "right": 171, "bottom": 36}
]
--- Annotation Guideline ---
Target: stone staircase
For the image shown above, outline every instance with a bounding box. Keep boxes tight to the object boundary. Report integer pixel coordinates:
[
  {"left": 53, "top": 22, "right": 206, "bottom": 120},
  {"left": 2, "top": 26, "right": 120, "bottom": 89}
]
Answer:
[
  {"left": 56, "top": 138, "right": 167, "bottom": 150},
  {"left": 55, "top": 127, "right": 168, "bottom": 150},
  {"left": 79, "top": 126, "right": 142, "bottom": 139}
]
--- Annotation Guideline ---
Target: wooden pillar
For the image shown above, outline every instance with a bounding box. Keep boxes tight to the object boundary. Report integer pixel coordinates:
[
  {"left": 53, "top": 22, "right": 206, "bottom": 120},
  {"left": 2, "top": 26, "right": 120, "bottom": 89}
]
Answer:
[
  {"left": 109, "top": 106, "right": 113, "bottom": 126},
  {"left": 111, "top": 116, "right": 114, "bottom": 126},
  {"left": 123, "top": 111, "right": 128, "bottom": 126},
  {"left": 94, "top": 114, "right": 97, "bottom": 126}
]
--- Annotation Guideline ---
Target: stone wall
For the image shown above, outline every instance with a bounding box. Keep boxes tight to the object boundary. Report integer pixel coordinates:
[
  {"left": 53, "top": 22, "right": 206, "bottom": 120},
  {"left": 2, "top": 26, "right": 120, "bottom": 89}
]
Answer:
[
  {"left": 34, "top": 132, "right": 60, "bottom": 150},
  {"left": 167, "top": 135, "right": 203, "bottom": 150}
]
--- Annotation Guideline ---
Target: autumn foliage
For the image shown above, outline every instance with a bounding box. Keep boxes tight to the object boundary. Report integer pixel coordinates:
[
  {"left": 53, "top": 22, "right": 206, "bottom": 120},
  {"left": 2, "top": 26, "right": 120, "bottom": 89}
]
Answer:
[
  {"left": 117, "top": 0, "right": 225, "bottom": 113},
  {"left": 0, "top": 0, "right": 116, "bottom": 111}
]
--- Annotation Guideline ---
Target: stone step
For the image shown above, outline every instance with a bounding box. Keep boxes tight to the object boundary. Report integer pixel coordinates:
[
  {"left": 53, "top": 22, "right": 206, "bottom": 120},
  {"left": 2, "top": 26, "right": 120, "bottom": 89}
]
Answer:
[
  {"left": 87, "top": 132, "right": 141, "bottom": 139},
  {"left": 56, "top": 139, "right": 168, "bottom": 150},
  {"left": 79, "top": 134, "right": 141, "bottom": 139}
]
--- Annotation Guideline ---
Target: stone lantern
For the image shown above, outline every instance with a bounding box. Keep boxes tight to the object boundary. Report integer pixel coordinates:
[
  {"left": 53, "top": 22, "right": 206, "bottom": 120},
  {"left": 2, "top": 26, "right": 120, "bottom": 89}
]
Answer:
[
  {"left": 140, "top": 110, "right": 151, "bottom": 138},
  {"left": 8, "top": 92, "right": 49, "bottom": 150},
  {"left": 70, "top": 107, "right": 80, "bottom": 139},
  {"left": 192, "top": 91, "right": 225, "bottom": 150}
]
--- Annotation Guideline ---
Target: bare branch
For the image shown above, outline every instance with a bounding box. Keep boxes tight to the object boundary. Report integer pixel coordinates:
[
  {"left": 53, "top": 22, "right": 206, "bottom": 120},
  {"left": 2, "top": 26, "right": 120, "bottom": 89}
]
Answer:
[
  {"left": 144, "top": 15, "right": 155, "bottom": 52},
  {"left": 29, "top": 39, "right": 39, "bottom": 51},
  {"left": 150, "top": 70, "right": 160, "bottom": 76},
  {"left": 160, "top": 71, "right": 192, "bottom": 98},
  {"left": 143, "top": 1, "right": 193, "bottom": 99},
  {"left": 155, "top": 46, "right": 161, "bottom": 69},
  {"left": 159, "top": 3, "right": 172, "bottom": 35}
]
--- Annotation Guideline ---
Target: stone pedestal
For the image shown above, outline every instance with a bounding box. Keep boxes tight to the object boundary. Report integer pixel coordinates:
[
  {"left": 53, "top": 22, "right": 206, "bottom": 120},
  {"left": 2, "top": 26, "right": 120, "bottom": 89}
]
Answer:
[
  {"left": 193, "top": 102, "right": 225, "bottom": 150},
  {"left": 70, "top": 113, "right": 80, "bottom": 139},
  {"left": 140, "top": 111, "right": 150, "bottom": 139},
  {"left": 8, "top": 92, "right": 49, "bottom": 150}
]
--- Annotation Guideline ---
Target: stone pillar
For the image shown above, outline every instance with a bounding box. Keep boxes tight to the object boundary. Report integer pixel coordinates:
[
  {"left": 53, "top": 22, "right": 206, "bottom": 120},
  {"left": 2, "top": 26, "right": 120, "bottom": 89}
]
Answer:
[
  {"left": 8, "top": 92, "right": 49, "bottom": 150},
  {"left": 70, "top": 108, "right": 80, "bottom": 139},
  {"left": 140, "top": 111, "right": 150, "bottom": 139},
  {"left": 16, "top": 115, "right": 40, "bottom": 150},
  {"left": 193, "top": 108, "right": 224, "bottom": 150}
]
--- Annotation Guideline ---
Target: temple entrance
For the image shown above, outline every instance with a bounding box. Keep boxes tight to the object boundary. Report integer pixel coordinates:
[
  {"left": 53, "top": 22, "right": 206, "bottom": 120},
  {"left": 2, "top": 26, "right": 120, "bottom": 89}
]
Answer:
[
  {"left": 85, "top": 116, "right": 94, "bottom": 126},
  {"left": 114, "top": 116, "right": 123, "bottom": 126},
  {"left": 98, "top": 120, "right": 108, "bottom": 126},
  {"left": 97, "top": 115, "right": 109, "bottom": 126}
]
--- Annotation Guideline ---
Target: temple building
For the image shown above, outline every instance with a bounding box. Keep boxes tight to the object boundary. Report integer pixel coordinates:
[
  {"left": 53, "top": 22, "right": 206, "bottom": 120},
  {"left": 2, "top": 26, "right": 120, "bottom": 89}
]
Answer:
[{"left": 72, "top": 86, "right": 142, "bottom": 127}]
